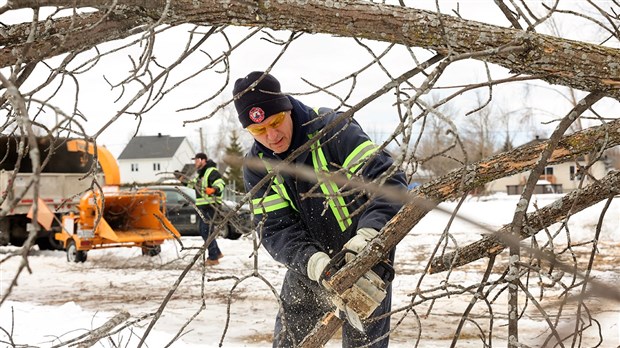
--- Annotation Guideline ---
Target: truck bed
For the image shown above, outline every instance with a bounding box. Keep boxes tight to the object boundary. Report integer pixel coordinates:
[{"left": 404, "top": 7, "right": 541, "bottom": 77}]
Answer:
[{"left": 0, "top": 171, "right": 103, "bottom": 215}]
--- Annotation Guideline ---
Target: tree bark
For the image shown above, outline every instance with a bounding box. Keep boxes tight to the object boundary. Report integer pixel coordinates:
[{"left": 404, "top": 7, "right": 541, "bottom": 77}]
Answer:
[
  {"left": 2, "top": 0, "right": 620, "bottom": 99},
  {"left": 299, "top": 118, "right": 620, "bottom": 347},
  {"left": 0, "top": 9, "right": 154, "bottom": 69}
]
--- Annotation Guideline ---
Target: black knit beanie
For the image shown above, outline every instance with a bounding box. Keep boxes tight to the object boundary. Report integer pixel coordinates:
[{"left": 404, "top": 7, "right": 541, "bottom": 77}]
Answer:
[{"left": 233, "top": 71, "right": 293, "bottom": 128}]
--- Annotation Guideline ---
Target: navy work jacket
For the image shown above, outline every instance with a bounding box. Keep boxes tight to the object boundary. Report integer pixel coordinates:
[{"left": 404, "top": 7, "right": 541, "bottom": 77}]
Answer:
[{"left": 243, "top": 96, "right": 407, "bottom": 276}]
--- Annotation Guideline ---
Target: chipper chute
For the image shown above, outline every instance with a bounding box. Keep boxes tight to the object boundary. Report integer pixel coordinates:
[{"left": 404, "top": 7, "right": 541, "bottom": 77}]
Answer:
[{"left": 56, "top": 189, "right": 180, "bottom": 262}]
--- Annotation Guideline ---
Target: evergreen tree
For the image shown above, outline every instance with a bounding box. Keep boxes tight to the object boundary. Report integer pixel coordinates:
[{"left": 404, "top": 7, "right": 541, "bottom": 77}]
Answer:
[
  {"left": 224, "top": 129, "right": 245, "bottom": 194},
  {"left": 502, "top": 132, "right": 514, "bottom": 152}
]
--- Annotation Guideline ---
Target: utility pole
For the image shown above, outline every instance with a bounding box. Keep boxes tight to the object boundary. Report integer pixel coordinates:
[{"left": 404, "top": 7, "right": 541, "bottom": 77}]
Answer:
[{"left": 198, "top": 127, "right": 205, "bottom": 152}]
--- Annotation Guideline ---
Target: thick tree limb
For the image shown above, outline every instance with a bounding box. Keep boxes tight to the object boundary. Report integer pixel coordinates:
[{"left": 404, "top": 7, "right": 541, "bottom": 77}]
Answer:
[
  {"left": 2, "top": 0, "right": 620, "bottom": 99},
  {"left": 429, "top": 170, "right": 620, "bottom": 274},
  {"left": 348, "top": 114, "right": 620, "bottom": 276},
  {"left": 0, "top": 9, "right": 154, "bottom": 70},
  {"left": 299, "top": 118, "right": 620, "bottom": 346}
]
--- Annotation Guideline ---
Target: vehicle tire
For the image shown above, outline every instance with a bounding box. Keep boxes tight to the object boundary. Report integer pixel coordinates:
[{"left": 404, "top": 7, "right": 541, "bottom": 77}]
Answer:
[
  {"left": 223, "top": 223, "right": 242, "bottom": 240},
  {"left": 66, "top": 240, "right": 87, "bottom": 263},
  {"left": 36, "top": 236, "right": 53, "bottom": 250},
  {"left": 37, "top": 232, "right": 64, "bottom": 250},
  {"left": 48, "top": 231, "right": 64, "bottom": 250},
  {"left": 9, "top": 219, "right": 27, "bottom": 247},
  {"left": 141, "top": 245, "right": 161, "bottom": 257},
  {"left": 0, "top": 218, "right": 10, "bottom": 246},
  {"left": 238, "top": 212, "right": 253, "bottom": 234}
]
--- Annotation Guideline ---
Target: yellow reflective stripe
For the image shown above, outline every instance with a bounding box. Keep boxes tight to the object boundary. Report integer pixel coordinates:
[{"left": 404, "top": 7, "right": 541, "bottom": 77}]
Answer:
[
  {"left": 258, "top": 152, "right": 298, "bottom": 212},
  {"left": 309, "top": 137, "right": 352, "bottom": 231},
  {"left": 252, "top": 194, "right": 289, "bottom": 214},
  {"left": 203, "top": 167, "right": 217, "bottom": 186},
  {"left": 271, "top": 183, "right": 286, "bottom": 200},
  {"left": 196, "top": 196, "right": 221, "bottom": 204},
  {"left": 271, "top": 182, "right": 298, "bottom": 212},
  {"left": 196, "top": 168, "right": 224, "bottom": 205},
  {"left": 196, "top": 193, "right": 222, "bottom": 204},
  {"left": 343, "top": 140, "right": 378, "bottom": 179},
  {"left": 212, "top": 178, "right": 225, "bottom": 192}
]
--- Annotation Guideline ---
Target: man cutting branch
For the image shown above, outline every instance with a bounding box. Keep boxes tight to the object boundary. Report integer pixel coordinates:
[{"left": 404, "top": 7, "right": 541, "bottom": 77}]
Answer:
[{"left": 234, "top": 71, "right": 407, "bottom": 347}]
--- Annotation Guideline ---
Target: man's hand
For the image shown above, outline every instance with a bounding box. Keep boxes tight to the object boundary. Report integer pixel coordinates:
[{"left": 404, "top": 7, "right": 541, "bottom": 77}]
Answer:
[
  {"left": 204, "top": 187, "right": 216, "bottom": 195},
  {"left": 343, "top": 227, "right": 379, "bottom": 262},
  {"left": 307, "top": 251, "right": 331, "bottom": 283}
]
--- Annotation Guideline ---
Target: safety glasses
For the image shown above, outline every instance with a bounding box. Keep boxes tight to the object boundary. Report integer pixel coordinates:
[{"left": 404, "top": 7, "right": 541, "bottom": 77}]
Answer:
[{"left": 246, "top": 111, "right": 287, "bottom": 136}]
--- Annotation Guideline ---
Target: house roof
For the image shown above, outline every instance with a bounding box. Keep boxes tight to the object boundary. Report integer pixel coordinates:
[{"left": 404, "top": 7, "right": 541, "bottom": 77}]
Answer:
[
  {"left": 517, "top": 136, "right": 591, "bottom": 162},
  {"left": 118, "top": 134, "right": 186, "bottom": 159},
  {"left": 518, "top": 136, "right": 547, "bottom": 148}
]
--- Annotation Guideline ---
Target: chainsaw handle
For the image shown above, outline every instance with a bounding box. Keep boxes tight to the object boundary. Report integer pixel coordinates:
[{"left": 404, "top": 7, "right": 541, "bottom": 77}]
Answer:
[
  {"left": 319, "top": 248, "right": 394, "bottom": 286},
  {"left": 319, "top": 248, "right": 350, "bottom": 284},
  {"left": 372, "top": 260, "right": 395, "bottom": 285}
]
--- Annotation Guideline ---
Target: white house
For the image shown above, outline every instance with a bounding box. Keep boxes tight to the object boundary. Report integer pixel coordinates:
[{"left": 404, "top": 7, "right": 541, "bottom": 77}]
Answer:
[
  {"left": 117, "top": 133, "right": 194, "bottom": 184},
  {"left": 486, "top": 137, "right": 611, "bottom": 194}
]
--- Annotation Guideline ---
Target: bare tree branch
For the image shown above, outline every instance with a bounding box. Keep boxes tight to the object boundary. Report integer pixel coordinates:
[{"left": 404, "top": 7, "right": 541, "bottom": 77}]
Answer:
[{"left": 429, "top": 170, "right": 620, "bottom": 273}]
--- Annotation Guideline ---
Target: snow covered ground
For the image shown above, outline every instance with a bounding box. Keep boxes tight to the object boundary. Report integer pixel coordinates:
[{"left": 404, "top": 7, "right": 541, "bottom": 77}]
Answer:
[{"left": 1, "top": 193, "right": 619, "bottom": 347}]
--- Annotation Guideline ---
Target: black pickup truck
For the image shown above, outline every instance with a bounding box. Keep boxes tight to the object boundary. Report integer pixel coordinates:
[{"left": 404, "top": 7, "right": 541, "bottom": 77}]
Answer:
[{"left": 146, "top": 185, "right": 252, "bottom": 240}]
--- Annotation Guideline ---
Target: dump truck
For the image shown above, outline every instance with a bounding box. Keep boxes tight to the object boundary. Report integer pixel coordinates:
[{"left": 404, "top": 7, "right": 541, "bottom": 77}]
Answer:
[
  {"left": 0, "top": 136, "right": 118, "bottom": 249},
  {"left": 1, "top": 136, "right": 180, "bottom": 261}
]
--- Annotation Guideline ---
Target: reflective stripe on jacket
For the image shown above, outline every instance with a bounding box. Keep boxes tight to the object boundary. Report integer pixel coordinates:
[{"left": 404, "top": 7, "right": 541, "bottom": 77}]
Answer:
[{"left": 188, "top": 164, "right": 225, "bottom": 205}]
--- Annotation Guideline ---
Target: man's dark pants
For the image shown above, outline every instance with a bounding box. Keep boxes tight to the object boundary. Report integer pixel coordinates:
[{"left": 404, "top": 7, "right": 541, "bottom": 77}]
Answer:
[{"left": 198, "top": 204, "right": 221, "bottom": 260}]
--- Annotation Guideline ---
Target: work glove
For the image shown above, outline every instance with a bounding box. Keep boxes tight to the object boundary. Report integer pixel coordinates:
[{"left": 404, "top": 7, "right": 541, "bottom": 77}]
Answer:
[
  {"left": 204, "top": 187, "right": 216, "bottom": 195},
  {"left": 343, "top": 227, "right": 379, "bottom": 262},
  {"left": 307, "top": 251, "right": 331, "bottom": 283}
]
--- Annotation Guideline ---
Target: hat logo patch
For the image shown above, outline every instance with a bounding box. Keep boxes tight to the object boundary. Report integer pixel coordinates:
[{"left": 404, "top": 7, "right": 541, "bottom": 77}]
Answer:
[{"left": 249, "top": 107, "right": 265, "bottom": 123}]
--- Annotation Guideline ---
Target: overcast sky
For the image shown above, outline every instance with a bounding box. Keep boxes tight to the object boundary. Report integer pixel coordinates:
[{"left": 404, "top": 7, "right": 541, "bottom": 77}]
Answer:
[{"left": 1, "top": 1, "right": 617, "bottom": 159}]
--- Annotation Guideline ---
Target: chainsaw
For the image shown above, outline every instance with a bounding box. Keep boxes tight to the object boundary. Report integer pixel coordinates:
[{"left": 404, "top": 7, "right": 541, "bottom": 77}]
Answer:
[{"left": 319, "top": 248, "right": 395, "bottom": 332}]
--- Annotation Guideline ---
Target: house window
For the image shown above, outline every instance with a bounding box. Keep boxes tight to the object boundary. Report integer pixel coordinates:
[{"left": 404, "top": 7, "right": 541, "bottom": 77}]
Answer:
[
  {"left": 153, "top": 163, "right": 161, "bottom": 171},
  {"left": 570, "top": 165, "right": 582, "bottom": 180},
  {"left": 131, "top": 163, "right": 139, "bottom": 172},
  {"left": 544, "top": 167, "right": 554, "bottom": 175}
]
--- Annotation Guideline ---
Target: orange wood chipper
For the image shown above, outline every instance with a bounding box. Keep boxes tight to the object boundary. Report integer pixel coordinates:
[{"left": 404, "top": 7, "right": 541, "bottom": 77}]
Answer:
[{"left": 55, "top": 189, "right": 181, "bottom": 262}]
